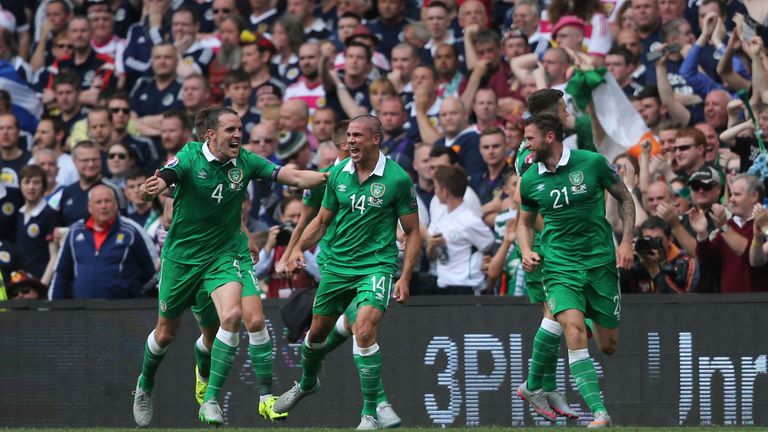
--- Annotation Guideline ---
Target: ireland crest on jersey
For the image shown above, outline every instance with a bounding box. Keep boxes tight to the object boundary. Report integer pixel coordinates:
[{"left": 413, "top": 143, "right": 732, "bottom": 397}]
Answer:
[
  {"left": 370, "top": 183, "right": 385, "bottom": 198},
  {"left": 568, "top": 171, "right": 584, "bottom": 185},
  {"left": 228, "top": 168, "right": 244, "bottom": 190}
]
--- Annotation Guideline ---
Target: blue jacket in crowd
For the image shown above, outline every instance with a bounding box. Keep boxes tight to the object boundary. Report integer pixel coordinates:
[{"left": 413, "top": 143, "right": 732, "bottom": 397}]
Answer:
[{"left": 49, "top": 216, "right": 158, "bottom": 299}]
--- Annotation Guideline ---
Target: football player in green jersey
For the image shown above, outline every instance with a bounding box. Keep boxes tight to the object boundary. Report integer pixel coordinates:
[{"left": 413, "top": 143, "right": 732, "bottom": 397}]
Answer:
[
  {"left": 132, "top": 106, "right": 327, "bottom": 427},
  {"left": 273, "top": 115, "right": 420, "bottom": 430},
  {"left": 514, "top": 89, "right": 581, "bottom": 422},
  {"left": 518, "top": 114, "right": 635, "bottom": 429},
  {"left": 275, "top": 120, "right": 402, "bottom": 428}
]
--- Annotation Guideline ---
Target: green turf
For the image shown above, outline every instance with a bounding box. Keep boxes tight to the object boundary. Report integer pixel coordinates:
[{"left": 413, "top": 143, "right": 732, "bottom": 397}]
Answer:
[{"left": 2, "top": 428, "right": 767, "bottom": 431}]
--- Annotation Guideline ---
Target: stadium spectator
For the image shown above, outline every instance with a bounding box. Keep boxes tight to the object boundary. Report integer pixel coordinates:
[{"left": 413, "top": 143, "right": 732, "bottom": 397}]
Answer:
[
  {"left": 434, "top": 97, "right": 485, "bottom": 176},
  {"left": 311, "top": 107, "right": 336, "bottom": 144},
  {"left": 15, "top": 164, "right": 59, "bottom": 280},
  {"left": 50, "top": 184, "right": 157, "bottom": 299},
  {"left": 207, "top": 14, "right": 245, "bottom": 104},
  {"left": 321, "top": 41, "right": 372, "bottom": 120},
  {"left": 606, "top": 46, "right": 645, "bottom": 98},
  {"left": 379, "top": 96, "right": 412, "bottom": 160},
  {"left": 246, "top": 122, "right": 279, "bottom": 163},
  {"left": 131, "top": 43, "right": 184, "bottom": 139},
  {"left": 32, "top": 115, "right": 78, "bottom": 187},
  {"left": 621, "top": 216, "right": 698, "bottom": 293},
  {"left": 32, "top": 147, "right": 64, "bottom": 207},
  {"left": 29, "top": 0, "right": 72, "bottom": 71},
  {"left": 279, "top": 99, "right": 317, "bottom": 148},
  {"left": 673, "top": 127, "right": 707, "bottom": 180},
  {"left": 316, "top": 140, "right": 338, "bottom": 168},
  {"left": 470, "top": 127, "right": 511, "bottom": 215},
  {"left": 52, "top": 70, "right": 88, "bottom": 135},
  {"left": 408, "top": 64, "right": 441, "bottom": 144},
  {"left": 472, "top": 88, "right": 499, "bottom": 132},
  {"left": 388, "top": 42, "right": 421, "bottom": 100},
  {"left": 694, "top": 174, "right": 768, "bottom": 292},
  {"left": 426, "top": 164, "right": 494, "bottom": 295},
  {"left": 0, "top": 113, "right": 32, "bottom": 192},
  {"left": 181, "top": 74, "right": 211, "bottom": 122},
  {"left": 366, "top": 0, "right": 408, "bottom": 63},
  {"left": 169, "top": 6, "right": 214, "bottom": 78},
  {"left": 287, "top": 0, "right": 330, "bottom": 42},
  {"left": 58, "top": 140, "right": 125, "bottom": 227},
  {"left": 47, "top": 15, "right": 117, "bottom": 104},
  {"left": 270, "top": 14, "right": 303, "bottom": 85},
  {"left": 284, "top": 42, "right": 326, "bottom": 114},
  {"left": 160, "top": 110, "right": 192, "bottom": 159},
  {"left": 86, "top": 107, "right": 117, "bottom": 153},
  {"left": 632, "top": 0, "right": 662, "bottom": 59},
  {"left": 6, "top": 270, "right": 47, "bottom": 300},
  {"left": 254, "top": 196, "right": 319, "bottom": 298},
  {"left": 105, "top": 142, "right": 137, "bottom": 188},
  {"left": 241, "top": 30, "right": 281, "bottom": 90},
  {"left": 248, "top": 0, "right": 279, "bottom": 33},
  {"left": 124, "top": 168, "right": 160, "bottom": 229},
  {"left": 434, "top": 43, "right": 465, "bottom": 98}
]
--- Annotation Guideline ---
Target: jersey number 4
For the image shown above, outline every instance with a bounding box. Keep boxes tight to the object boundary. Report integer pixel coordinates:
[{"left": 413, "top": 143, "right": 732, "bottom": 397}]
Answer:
[
  {"left": 549, "top": 187, "right": 570, "bottom": 209},
  {"left": 211, "top": 184, "right": 223, "bottom": 204}
]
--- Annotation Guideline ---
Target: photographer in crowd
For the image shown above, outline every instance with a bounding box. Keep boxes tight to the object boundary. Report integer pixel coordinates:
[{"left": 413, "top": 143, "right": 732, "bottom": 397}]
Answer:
[
  {"left": 621, "top": 217, "right": 699, "bottom": 294},
  {"left": 253, "top": 196, "right": 319, "bottom": 298}
]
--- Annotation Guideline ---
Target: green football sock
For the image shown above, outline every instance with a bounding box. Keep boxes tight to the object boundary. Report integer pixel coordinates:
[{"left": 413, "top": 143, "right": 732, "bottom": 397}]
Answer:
[
  {"left": 299, "top": 339, "right": 327, "bottom": 391},
  {"left": 376, "top": 378, "right": 388, "bottom": 405},
  {"left": 248, "top": 329, "right": 273, "bottom": 396},
  {"left": 194, "top": 336, "right": 211, "bottom": 379},
  {"left": 527, "top": 318, "right": 562, "bottom": 392},
  {"left": 569, "top": 349, "right": 607, "bottom": 414},
  {"left": 354, "top": 346, "right": 382, "bottom": 417},
  {"left": 204, "top": 329, "right": 238, "bottom": 402},
  {"left": 323, "top": 321, "right": 351, "bottom": 355},
  {"left": 139, "top": 330, "right": 167, "bottom": 392}
]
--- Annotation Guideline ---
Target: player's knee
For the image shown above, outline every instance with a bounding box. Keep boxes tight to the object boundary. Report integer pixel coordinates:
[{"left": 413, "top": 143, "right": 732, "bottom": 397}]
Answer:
[
  {"left": 562, "top": 325, "right": 587, "bottom": 348},
  {"left": 598, "top": 337, "right": 618, "bottom": 355},
  {"left": 244, "top": 314, "right": 265, "bottom": 332},
  {"left": 220, "top": 306, "right": 242, "bottom": 328},
  {"left": 154, "top": 326, "right": 177, "bottom": 346}
]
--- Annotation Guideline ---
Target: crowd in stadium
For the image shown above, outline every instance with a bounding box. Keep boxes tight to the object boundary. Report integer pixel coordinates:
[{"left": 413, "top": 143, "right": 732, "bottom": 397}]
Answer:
[{"left": 1, "top": 0, "right": 768, "bottom": 301}]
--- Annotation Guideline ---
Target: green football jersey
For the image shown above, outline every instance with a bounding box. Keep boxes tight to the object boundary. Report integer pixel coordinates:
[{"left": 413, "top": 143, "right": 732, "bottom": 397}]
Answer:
[
  {"left": 302, "top": 164, "right": 335, "bottom": 267},
  {"left": 519, "top": 147, "right": 620, "bottom": 270},
  {"left": 320, "top": 153, "right": 417, "bottom": 275},
  {"left": 514, "top": 140, "right": 542, "bottom": 252},
  {"left": 161, "top": 142, "right": 277, "bottom": 264}
]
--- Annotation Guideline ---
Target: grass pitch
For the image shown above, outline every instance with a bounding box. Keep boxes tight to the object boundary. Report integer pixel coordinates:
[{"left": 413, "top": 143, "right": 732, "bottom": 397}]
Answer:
[{"left": 3, "top": 428, "right": 767, "bottom": 432}]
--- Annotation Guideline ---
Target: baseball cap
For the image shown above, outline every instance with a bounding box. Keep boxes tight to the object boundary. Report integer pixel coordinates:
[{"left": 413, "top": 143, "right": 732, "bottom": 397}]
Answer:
[
  {"left": 688, "top": 165, "right": 723, "bottom": 187},
  {"left": 0, "top": 7, "right": 16, "bottom": 33},
  {"left": 345, "top": 24, "right": 379, "bottom": 45}
]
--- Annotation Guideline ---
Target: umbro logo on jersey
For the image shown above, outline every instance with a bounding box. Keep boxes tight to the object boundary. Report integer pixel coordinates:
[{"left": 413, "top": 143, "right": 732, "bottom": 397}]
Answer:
[
  {"left": 338, "top": 184, "right": 347, "bottom": 192},
  {"left": 197, "top": 170, "right": 207, "bottom": 179},
  {"left": 536, "top": 184, "right": 546, "bottom": 192},
  {"left": 75, "top": 233, "right": 85, "bottom": 241}
]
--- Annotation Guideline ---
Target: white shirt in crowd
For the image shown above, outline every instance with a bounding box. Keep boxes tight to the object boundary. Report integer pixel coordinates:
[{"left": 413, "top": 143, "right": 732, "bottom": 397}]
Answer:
[{"left": 427, "top": 202, "right": 494, "bottom": 290}]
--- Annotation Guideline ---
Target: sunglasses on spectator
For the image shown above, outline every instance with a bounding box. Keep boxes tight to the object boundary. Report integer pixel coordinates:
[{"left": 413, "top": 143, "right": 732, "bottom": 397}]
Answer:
[
  {"left": 672, "top": 144, "right": 694, "bottom": 152},
  {"left": 213, "top": 7, "right": 231, "bottom": 13},
  {"left": 689, "top": 182, "right": 714, "bottom": 192},
  {"left": 55, "top": 44, "right": 74, "bottom": 49},
  {"left": 727, "top": 167, "right": 740, "bottom": 174},
  {"left": 110, "top": 107, "right": 130, "bottom": 114},
  {"left": 108, "top": 152, "right": 128, "bottom": 160}
]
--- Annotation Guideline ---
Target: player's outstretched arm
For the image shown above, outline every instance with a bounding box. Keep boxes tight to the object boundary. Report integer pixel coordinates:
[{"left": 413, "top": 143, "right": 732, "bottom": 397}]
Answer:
[
  {"left": 139, "top": 169, "right": 169, "bottom": 202},
  {"left": 516, "top": 208, "right": 540, "bottom": 272},
  {"left": 276, "top": 166, "right": 329, "bottom": 189},
  {"left": 395, "top": 212, "right": 421, "bottom": 304},
  {"left": 276, "top": 202, "right": 318, "bottom": 275},
  {"left": 606, "top": 181, "right": 636, "bottom": 269}
]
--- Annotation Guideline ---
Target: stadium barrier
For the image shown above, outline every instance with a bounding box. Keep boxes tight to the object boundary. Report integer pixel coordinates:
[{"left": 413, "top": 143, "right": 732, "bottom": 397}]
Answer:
[{"left": 1, "top": 295, "right": 767, "bottom": 427}]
